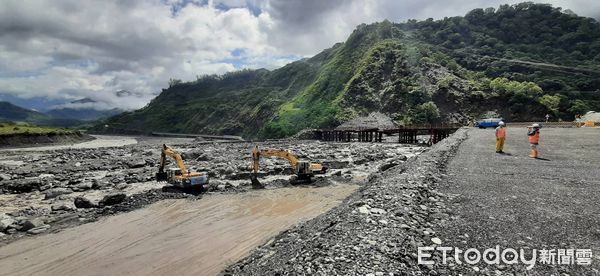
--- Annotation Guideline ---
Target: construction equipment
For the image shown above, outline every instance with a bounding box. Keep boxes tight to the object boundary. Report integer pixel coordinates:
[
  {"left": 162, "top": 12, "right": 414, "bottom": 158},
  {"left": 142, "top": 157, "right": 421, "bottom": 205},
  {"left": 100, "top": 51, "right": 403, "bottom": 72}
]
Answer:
[
  {"left": 155, "top": 144, "right": 209, "bottom": 189},
  {"left": 251, "top": 145, "right": 327, "bottom": 187}
]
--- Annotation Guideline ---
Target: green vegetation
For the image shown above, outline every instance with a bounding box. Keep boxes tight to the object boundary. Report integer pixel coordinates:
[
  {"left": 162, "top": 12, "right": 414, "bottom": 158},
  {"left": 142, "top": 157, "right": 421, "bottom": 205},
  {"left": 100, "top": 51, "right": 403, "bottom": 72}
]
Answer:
[
  {"left": 0, "top": 101, "right": 48, "bottom": 123},
  {"left": 0, "top": 101, "right": 88, "bottom": 128},
  {"left": 405, "top": 2, "right": 600, "bottom": 117},
  {"left": 0, "top": 121, "right": 78, "bottom": 136},
  {"left": 94, "top": 3, "right": 600, "bottom": 138}
]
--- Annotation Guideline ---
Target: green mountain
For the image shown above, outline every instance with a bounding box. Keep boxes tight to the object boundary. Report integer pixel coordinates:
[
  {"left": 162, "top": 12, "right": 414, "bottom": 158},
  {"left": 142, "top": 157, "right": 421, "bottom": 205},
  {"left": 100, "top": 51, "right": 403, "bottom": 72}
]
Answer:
[
  {"left": 94, "top": 3, "right": 600, "bottom": 138},
  {"left": 0, "top": 101, "right": 49, "bottom": 123},
  {"left": 0, "top": 101, "right": 84, "bottom": 127}
]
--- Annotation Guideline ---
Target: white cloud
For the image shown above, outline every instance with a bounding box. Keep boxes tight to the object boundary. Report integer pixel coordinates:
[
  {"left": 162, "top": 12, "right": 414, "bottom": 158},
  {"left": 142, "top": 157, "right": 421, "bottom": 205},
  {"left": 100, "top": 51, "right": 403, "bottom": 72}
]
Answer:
[{"left": 0, "top": 0, "right": 599, "bottom": 111}]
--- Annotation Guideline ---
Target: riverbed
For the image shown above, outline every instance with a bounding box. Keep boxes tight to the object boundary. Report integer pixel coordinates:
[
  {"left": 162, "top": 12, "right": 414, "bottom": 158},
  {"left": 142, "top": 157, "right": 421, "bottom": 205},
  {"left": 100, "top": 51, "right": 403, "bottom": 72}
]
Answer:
[{"left": 0, "top": 184, "right": 358, "bottom": 276}]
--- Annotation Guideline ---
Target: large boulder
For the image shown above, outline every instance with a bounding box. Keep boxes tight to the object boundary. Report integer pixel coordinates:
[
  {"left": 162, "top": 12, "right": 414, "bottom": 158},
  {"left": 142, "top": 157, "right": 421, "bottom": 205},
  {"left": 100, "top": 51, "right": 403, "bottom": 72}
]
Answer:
[
  {"left": 21, "top": 218, "right": 46, "bottom": 232},
  {"left": 27, "top": 225, "right": 50, "bottom": 235},
  {"left": 74, "top": 197, "right": 96, "bottom": 208},
  {"left": 5, "top": 178, "right": 41, "bottom": 193},
  {"left": 0, "top": 173, "right": 11, "bottom": 181},
  {"left": 126, "top": 159, "right": 146, "bottom": 169},
  {"left": 0, "top": 215, "right": 17, "bottom": 232},
  {"left": 73, "top": 182, "right": 93, "bottom": 191},
  {"left": 43, "top": 188, "right": 72, "bottom": 200},
  {"left": 100, "top": 193, "right": 127, "bottom": 206},
  {"left": 181, "top": 150, "right": 203, "bottom": 160}
]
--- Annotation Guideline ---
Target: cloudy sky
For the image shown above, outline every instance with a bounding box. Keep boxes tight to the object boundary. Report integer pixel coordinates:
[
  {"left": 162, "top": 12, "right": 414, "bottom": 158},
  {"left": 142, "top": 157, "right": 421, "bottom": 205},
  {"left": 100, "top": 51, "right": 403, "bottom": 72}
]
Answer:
[{"left": 1, "top": 0, "right": 599, "bottom": 111}]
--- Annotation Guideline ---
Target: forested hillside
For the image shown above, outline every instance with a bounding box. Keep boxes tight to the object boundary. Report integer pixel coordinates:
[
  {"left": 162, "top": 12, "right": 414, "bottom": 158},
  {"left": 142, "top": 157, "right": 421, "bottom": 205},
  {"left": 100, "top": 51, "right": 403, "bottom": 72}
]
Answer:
[{"left": 94, "top": 3, "right": 600, "bottom": 138}]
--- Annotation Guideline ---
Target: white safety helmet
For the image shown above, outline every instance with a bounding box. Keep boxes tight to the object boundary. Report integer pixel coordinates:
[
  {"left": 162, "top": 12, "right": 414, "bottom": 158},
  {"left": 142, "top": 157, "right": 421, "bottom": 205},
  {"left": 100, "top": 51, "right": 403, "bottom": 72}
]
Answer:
[
  {"left": 498, "top": 121, "right": 505, "bottom": 126},
  {"left": 531, "top": 123, "right": 540, "bottom": 128}
]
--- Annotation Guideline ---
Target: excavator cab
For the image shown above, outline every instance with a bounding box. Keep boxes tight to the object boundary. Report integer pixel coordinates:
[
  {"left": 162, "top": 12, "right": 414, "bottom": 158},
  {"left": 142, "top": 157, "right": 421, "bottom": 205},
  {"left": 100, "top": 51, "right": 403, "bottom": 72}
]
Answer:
[{"left": 295, "top": 161, "right": 311, "bottom": 176}]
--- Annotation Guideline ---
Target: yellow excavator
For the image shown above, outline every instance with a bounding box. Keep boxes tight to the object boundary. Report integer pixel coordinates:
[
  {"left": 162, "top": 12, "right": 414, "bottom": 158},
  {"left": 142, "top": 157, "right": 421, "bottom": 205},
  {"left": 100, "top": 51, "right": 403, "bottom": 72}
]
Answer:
[
  {"left": 155, "top": 144, "right": 209, "bottom": 189},
  {"left": 251, "top": 145, "right": 327, "bottom": 188}
]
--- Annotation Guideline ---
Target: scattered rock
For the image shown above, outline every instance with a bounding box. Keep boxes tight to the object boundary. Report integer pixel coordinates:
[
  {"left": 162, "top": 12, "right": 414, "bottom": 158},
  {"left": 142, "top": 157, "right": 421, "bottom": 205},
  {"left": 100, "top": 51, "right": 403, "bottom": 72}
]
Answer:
[
  {"left": 75, "top": 182, "right": 94, "bottom": 191},
  {"left": 0, "top": 173, "right": 12, "bottom": 181},
  {"left": 51, "top": 203, "right": 73, "bottom": 211},
  {"left": 358, "top": 206, "right": 370, "bottom": 214},
  {"left": 126, "top": 159, "right": 146, "bottom": 169},
  {"left": 21, "top": 218, "right": 46, "bottom": 231},
  {"left": 196, "top": 154, "right": 211, "bottom": 161},
  {"left": 38, "top": 173, "right": 55, "bottom": 179},
  {"left": 100, "top": 193, "right": 127, "bottom": 206},
  {"left": 0, "top": 217, "right": 17, "bottom": 232},
  {"left": 378, "top": 161, "right": 399, "bottom": 172},
  {"left": 5, "top": 178, "right": 41, "bottom": 193},
  {"left": 431, "top": 237, "right": 442, "bottom": 245},
  {"left": 43, "top": 188, "right": 72, "bottom": 200},
  {"left": 27, "top": 224, "right": 50, "bottom": 235},
  {"left": 44, "top": 188, "right": 73, "bottom": 199},
  {"left": 370, "top": 208, "right": 387, "bottom": 215},
  {"left": 74, "top": 197, "right": 96, "bottom": 208}
]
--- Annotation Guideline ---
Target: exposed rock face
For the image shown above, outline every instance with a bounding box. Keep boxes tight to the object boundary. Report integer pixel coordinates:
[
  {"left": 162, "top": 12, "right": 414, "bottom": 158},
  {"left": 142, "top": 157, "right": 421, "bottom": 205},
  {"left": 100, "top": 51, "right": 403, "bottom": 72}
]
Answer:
[{"left": 336, "top": 112, "right": 397, "bottom": 130}]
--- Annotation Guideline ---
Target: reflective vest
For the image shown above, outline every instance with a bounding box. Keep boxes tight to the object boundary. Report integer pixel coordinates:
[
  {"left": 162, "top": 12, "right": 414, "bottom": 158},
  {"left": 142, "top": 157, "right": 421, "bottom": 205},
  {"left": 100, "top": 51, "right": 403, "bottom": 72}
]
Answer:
[
  {"left": 528, "top": 130, "right": 539, "bottom": 144},
  {"left": 496, "top": 127, "right": 506, "bottom": 138}
]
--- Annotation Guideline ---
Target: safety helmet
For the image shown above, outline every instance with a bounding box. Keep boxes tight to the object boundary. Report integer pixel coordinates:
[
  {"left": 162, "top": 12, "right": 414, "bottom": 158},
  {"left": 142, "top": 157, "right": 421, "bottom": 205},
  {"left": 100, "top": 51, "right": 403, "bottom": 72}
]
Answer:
[
  {"left": 532, "top": 123, "right": 540, "bottom": 128},
  {"left": 498, "top": 121, "right": 505, "bottom": 126}
]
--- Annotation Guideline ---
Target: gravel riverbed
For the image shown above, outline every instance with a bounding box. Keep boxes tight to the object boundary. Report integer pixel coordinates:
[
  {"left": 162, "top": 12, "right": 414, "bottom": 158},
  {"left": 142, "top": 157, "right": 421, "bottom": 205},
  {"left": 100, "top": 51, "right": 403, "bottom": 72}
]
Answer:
[{"left": 0, "top": 136, "right": 424, "bottom": 246}]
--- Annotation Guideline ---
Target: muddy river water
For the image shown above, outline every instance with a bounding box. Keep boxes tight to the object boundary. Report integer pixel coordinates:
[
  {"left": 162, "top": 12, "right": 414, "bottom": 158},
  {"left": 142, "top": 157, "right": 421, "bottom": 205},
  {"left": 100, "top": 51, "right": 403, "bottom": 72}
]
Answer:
[{"left": 0, "top": 184, "right": 358, "bottom": 276}]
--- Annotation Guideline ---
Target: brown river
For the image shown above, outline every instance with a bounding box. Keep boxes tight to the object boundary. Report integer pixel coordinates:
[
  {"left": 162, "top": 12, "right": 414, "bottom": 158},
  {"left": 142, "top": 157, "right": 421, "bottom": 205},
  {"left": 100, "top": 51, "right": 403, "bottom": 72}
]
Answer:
[{"left": 0, "top": 184, "right": 358, "bottom": 276}]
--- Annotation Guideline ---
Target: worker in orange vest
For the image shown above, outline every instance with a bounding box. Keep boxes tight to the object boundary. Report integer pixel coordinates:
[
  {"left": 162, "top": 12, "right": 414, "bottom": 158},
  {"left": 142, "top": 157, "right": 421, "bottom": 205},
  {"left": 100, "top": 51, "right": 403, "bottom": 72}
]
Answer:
[
  {"left": 527, "top": 123, "right": 541, "bottom": 158},
  {"left": 495, "top": 121, "right": 506, "bottom": 153}
]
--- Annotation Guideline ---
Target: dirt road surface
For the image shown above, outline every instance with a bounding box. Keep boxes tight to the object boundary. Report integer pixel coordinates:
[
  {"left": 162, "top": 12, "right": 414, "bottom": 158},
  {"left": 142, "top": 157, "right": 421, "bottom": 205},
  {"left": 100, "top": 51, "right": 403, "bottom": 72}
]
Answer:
[{"left": 0, "top": 184, "right": 357, "bottom": 276}]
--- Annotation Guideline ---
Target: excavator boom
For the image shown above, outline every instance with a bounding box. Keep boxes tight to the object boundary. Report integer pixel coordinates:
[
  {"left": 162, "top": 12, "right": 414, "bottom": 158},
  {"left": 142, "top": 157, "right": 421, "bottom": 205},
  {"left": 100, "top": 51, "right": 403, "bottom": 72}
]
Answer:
[
  {"left": 156, "top": 144, "right": 209, "bottom": 188},
  {"left": 251, "top": 145, "right": 327, "bottom": 187},
  {"left": 252, "top": 146, "right": 299, "bottom": 173}
]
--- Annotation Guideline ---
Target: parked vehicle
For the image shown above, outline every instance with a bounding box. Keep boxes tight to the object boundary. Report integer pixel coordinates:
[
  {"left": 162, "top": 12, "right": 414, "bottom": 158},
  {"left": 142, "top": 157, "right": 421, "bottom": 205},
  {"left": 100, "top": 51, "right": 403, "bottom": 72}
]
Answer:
[{"left": 474, "top": 118, "right": 504, "bottom": 129}]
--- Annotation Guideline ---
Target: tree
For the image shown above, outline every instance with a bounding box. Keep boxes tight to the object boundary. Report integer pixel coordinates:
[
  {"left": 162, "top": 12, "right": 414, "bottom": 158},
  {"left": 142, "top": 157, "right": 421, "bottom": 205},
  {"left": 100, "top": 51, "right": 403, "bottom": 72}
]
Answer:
[
  {"left": 168, "top": 78, "right": 182, "bottom": 88},
  {"left": 538, "top": 95, "right": 561, "bottom": 115},
  {"left": 567, "top": 100, "right": 591, "bottom": 115},
  {"left": 417, "top": 102, "right": 441, "bottom": 124}
]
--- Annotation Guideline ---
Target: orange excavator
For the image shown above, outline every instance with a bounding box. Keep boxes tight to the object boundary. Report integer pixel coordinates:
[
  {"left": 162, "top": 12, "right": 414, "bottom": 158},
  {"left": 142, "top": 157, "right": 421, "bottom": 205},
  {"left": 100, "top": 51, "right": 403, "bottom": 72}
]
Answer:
[
  {"left": 251, "top": 145, "right": 327, "bottom": 188},
  {"left": 155, "top": 144, "right": 209, "bottom": 189}
]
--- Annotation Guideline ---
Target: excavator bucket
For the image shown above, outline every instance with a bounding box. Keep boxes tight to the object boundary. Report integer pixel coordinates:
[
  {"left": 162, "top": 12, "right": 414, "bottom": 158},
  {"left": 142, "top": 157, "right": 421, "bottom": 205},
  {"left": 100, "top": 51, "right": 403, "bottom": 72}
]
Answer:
[
  {"left": 250, "top": 174, "right": 264, "bottom": 189},
  {"left": 155, "top": 172, "right": 168, "bottom": 182}
]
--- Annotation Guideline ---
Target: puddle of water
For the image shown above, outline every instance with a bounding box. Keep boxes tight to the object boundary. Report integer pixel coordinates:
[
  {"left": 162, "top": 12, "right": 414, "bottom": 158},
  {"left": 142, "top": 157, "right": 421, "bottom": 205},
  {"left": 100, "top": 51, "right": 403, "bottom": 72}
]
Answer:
[{"left": 0, "top": 184, "right": 358, "bottom": 276}]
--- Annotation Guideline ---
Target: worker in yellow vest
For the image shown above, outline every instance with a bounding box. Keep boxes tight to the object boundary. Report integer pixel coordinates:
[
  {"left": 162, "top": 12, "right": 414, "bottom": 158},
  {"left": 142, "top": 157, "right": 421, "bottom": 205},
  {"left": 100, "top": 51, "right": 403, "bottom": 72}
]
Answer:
[
  {"left": 495, "top": 121, "right": 506, "bottom": 153},
  {"left": 527, "top": 123, "right": 541, "bottom": 158}
]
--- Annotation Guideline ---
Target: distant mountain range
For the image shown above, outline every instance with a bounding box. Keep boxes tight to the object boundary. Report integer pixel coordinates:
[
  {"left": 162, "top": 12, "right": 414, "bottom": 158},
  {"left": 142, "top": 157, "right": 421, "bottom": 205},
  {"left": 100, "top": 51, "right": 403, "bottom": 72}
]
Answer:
[
  {"left": 0, "top": 101, "right": 123, "bottom": 127},
  {"left": 45, "top": 98, "right": 123, "bottom": 122}
]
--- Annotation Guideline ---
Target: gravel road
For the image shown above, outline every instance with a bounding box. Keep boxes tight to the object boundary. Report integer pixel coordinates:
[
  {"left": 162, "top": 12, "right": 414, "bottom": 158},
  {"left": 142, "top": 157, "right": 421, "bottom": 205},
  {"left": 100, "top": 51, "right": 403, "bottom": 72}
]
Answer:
[
  {"left": 437, "top": 127, "right": 600, "bottom": 275},
  {"left": 226, "top": 127, "right": 600, "bottom": 275}
]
